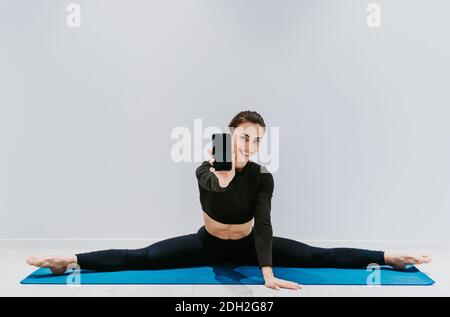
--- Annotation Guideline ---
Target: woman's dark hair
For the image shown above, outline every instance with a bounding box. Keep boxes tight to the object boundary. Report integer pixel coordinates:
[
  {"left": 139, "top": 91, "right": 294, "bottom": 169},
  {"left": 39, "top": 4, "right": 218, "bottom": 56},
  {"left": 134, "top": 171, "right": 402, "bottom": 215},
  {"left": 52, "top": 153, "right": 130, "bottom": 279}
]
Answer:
[{"left": 228, "top": 111, "right": 266, "bottom": 132}]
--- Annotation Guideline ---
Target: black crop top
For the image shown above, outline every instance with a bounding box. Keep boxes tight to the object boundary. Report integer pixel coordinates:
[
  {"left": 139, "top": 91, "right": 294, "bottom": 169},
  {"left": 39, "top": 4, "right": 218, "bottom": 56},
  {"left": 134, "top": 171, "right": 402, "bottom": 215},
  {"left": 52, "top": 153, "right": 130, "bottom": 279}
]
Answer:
[{"left": 195, "top": 160, "right": 274, "bottom": 268}]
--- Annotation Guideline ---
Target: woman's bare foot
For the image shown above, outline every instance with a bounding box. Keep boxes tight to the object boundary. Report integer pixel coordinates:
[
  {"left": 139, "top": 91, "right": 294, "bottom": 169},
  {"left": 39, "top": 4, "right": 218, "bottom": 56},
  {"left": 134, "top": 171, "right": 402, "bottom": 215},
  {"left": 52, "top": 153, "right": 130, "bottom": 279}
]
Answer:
[
  {"left": 26, "top": 255, "right": 78, "bottom": 275},
  {"left": 384, "top": 251, "right": 432, "bottom": 270}
]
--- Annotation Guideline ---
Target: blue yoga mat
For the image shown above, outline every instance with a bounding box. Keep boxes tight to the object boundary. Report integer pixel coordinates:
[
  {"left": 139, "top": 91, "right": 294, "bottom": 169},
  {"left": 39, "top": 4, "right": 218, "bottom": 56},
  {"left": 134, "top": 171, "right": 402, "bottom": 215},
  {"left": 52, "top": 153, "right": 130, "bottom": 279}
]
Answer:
[{"left": 21, "top": 265, "right": 434, "bottom": 286}]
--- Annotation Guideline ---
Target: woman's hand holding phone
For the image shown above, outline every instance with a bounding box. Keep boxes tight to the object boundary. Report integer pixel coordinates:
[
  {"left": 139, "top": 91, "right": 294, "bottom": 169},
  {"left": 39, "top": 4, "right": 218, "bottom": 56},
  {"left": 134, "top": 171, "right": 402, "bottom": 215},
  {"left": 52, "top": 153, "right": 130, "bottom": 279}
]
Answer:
[{"left": 208, "top": 146, "right": 236, "bottom": 188}]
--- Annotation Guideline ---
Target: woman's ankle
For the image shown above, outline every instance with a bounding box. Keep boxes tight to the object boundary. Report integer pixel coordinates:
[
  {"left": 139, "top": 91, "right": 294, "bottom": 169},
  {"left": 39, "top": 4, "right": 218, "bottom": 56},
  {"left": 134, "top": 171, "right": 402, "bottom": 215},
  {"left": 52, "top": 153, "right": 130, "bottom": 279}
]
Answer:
[{"left": 66, "top": 255, "right": 78, "bottom": 264}]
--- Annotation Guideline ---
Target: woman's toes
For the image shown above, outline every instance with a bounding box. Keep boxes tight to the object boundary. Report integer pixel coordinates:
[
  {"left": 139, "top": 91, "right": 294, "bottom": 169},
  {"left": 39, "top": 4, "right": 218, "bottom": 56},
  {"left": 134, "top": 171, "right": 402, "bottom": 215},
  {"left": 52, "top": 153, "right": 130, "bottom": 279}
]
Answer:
[
  {"left": 411, "top": 256, "right": 423, "bottom": 264},
  {"left": 406, "top": 255, "right": 432, "bottom": 266},
  {"left": 26, "top": 256, "right": 38, "bottom": 265}
]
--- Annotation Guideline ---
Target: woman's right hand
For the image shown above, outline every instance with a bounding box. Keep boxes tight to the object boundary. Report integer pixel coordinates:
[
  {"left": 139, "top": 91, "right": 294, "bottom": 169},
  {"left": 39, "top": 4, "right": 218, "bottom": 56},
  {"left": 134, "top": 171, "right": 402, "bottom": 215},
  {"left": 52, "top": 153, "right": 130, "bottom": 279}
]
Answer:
[
  {"left": 264, "top": 276, "right": 302, "bottom": 291},
  {"left": 207, "top": 146, "right": 236, "bottom": 188}
]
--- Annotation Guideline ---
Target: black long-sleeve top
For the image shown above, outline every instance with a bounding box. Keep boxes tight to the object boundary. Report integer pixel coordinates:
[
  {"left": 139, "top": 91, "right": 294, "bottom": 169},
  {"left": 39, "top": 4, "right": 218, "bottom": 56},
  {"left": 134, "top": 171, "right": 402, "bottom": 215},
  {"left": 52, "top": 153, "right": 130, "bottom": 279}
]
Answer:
[{"left": 195, "top": 160, "right": 274, "bottom": 268}]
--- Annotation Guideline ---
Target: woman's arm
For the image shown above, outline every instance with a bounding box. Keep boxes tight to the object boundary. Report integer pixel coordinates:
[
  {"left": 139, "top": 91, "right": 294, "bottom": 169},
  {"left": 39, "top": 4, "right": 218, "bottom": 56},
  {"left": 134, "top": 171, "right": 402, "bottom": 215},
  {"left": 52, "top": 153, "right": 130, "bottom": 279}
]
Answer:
[
  {"left": 195, "top": 148, "right": 236, "bottom": 192},
  {"left": 195, "top": 160, "right": 230, "bottom": 192},
  {"left": 253, "top": 171, "right": 274, "bottom": 267},
  {"left": 253, "top": 170, "right": 301, "bottom": 291}
]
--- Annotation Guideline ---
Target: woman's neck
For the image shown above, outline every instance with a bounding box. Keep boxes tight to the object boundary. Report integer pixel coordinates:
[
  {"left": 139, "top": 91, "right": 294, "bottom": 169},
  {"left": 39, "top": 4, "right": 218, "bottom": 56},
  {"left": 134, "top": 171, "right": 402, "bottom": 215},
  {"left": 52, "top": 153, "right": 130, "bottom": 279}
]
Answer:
[{"left": 235, "top": 160, "right": 248, "bottom": 172}]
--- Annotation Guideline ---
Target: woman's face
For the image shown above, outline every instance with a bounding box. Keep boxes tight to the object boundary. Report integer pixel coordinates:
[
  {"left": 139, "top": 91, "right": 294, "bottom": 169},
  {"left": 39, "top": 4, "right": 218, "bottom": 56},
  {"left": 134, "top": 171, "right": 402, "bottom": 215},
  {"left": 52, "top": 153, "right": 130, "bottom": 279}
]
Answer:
[{"left": 230, "top": 122, "right": 265, "bottom": 164}]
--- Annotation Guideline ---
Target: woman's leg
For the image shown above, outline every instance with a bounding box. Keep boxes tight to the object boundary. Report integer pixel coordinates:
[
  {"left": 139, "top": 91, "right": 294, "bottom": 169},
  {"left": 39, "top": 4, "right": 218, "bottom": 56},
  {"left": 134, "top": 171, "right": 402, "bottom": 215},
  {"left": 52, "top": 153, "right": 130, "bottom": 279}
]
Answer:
[
  {"left": 27, "top": 228, "right": 221, "bottom": 273},
  {"left": 271, "top": 236, "right": 386, "bottom": 268},
  {"left": 75, "top": 232, "right": 218, "bottom": 271}
]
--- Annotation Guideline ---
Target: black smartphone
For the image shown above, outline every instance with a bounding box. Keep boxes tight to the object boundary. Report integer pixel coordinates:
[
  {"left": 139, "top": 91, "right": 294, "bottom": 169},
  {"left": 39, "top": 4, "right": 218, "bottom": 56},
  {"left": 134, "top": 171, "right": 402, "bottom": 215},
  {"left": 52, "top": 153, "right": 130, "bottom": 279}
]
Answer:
[{"left": 212, "top": 133, "right": 232, "bottom": 171}]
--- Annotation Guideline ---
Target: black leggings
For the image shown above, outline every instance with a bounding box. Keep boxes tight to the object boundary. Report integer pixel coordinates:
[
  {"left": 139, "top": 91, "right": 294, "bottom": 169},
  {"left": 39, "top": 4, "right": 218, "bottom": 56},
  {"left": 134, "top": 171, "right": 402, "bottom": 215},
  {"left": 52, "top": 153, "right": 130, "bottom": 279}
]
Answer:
[{"left": 75, "top": 226, "right": 385, "bottom": 271}]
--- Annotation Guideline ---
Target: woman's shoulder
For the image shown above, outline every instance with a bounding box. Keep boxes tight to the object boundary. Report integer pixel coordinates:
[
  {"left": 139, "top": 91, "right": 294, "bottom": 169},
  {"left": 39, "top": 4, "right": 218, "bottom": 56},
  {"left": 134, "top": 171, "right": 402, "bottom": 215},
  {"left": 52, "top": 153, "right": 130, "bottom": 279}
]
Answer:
[
  {"left": 248, "top": 160, "right": 271, "bottom": 172},
  {"left": 248, "top": 161, "right": 274, "bottom": 183}
]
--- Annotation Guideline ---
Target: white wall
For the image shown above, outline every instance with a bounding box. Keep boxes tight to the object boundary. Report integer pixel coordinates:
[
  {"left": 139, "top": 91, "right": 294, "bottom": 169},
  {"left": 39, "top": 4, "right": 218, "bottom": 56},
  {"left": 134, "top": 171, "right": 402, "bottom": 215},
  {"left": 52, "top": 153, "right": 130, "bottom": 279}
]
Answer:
[{"left": 0, "top": 0, "right": 449, "bottom": 243}]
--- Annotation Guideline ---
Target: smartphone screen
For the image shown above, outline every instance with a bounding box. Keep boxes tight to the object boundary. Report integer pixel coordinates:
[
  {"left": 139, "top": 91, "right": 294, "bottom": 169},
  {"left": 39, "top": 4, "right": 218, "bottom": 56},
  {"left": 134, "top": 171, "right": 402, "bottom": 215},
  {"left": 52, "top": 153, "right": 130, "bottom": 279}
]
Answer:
[{"left": 212, "top": 133, "right": 232, "bottom": 171}]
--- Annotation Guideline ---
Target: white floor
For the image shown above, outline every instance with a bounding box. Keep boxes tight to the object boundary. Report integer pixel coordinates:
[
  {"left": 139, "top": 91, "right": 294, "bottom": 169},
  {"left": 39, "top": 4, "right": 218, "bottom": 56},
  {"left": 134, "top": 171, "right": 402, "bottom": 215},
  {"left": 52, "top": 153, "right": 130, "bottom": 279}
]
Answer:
[{"left": 1, "top": 248, "right": 449, "bottom": 297}]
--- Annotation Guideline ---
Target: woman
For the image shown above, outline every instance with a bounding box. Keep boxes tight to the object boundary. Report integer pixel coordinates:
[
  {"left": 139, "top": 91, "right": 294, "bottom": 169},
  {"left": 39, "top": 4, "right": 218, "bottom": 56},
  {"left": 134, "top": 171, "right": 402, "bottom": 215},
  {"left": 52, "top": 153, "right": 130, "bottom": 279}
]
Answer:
[{"left": 27, "top": 111, "right": 431, "bottom": 290}]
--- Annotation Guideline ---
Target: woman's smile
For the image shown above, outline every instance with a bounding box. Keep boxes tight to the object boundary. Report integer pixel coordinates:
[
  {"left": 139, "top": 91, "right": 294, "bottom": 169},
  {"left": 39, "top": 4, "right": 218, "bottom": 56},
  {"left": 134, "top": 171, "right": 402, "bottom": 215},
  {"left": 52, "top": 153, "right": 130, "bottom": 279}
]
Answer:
[{"left": 239, "top": 149, "right": 250, "bottom": 157}]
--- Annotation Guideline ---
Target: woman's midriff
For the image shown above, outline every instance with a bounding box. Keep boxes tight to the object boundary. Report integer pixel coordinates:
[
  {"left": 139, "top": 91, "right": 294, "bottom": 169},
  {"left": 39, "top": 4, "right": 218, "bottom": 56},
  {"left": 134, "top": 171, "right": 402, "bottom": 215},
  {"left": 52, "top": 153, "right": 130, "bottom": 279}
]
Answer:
[{"left": 203, "top": 211, "right": 253, "bottom": 240}]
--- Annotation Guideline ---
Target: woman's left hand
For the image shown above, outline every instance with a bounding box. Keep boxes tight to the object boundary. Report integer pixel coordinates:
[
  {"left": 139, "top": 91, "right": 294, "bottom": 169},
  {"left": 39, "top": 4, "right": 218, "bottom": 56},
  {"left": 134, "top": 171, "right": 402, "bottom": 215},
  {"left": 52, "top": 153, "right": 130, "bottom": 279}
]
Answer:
[{"left": 264, "top": 276, "right": 302, "bottom": 290}]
